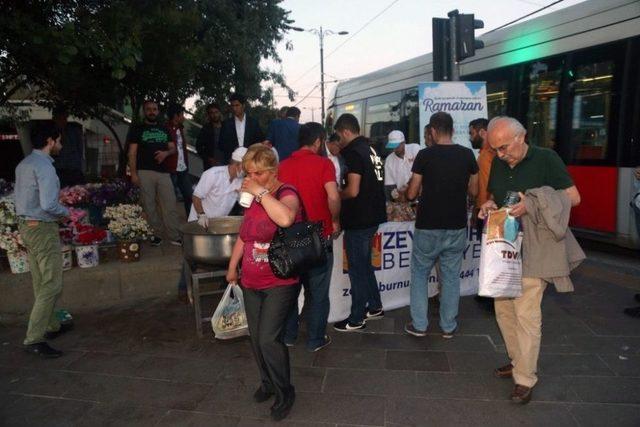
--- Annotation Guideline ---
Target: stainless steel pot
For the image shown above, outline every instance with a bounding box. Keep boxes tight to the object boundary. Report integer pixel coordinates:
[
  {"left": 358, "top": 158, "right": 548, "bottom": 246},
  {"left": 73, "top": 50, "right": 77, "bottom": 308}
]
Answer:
[{"left": 180, "top": 216, "right": 243, "bottom": 266}]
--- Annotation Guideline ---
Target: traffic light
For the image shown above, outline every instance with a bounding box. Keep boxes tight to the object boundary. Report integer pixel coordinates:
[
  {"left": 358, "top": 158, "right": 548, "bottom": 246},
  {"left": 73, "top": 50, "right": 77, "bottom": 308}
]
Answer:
[
  {"left": 432, "top": 17, "right": 451, "bottom": 81},
  {"left": 456, "top": 13, "right": 484, "bottom": 61}
]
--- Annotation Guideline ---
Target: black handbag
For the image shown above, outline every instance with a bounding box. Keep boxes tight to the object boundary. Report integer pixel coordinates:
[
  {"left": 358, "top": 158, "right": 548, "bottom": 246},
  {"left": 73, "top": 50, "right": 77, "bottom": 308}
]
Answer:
[{"left": 268, "top": 185, "right": 328, "bottom": 279}]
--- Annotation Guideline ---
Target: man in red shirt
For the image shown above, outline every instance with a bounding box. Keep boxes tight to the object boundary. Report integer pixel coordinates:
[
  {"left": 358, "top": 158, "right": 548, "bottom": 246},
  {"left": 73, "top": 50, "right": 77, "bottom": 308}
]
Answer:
[{"left": 279, "top": 122, "right": 341, "bottom": 352}]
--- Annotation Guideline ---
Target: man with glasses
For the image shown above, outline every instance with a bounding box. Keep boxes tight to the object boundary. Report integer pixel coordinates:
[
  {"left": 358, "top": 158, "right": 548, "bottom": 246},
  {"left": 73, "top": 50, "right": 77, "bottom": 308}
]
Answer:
[{"left": 479, "top": 116, "right": 581, "bottom": 404}]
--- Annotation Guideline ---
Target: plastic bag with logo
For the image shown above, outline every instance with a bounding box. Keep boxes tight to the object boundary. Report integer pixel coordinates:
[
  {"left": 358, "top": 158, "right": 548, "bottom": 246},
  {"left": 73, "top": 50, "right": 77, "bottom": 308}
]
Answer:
[
  {"left": 478, "top": 208, "right": 523, "bottom": 298},
  {"left": 211, "top": 283, "right": 249, "bottom": 339}
]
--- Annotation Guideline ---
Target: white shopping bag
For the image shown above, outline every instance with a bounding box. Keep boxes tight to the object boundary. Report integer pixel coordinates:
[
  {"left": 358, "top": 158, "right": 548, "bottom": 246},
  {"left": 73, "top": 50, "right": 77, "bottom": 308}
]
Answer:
[
  {"left": 478, "top": 209, "right": 523, "bottom": 298},
  {"left": 211, "top": 283, "right": 249, "bottom": 339}
]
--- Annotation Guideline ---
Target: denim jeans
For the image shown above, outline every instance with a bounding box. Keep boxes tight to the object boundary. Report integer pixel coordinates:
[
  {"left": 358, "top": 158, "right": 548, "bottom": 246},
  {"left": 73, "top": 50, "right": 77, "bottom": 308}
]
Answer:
[
  {"left": 283, "top": 254, "right": 333, "bottom": 349},
  {"left": 410, "top": 228, "right": 467, "bottom": 333},
  {"left": 171, "top": 171, "right": 193, "bottom": 216},
  {"left": 344, "top": 226, "right": 382, "bottom": 324}
]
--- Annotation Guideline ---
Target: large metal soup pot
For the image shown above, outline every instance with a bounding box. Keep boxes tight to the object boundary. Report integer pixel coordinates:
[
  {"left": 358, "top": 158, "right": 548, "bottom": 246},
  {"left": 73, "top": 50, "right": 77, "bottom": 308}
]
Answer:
[{"left": 180, "top": 216, "right": 243, "bottom": 266}]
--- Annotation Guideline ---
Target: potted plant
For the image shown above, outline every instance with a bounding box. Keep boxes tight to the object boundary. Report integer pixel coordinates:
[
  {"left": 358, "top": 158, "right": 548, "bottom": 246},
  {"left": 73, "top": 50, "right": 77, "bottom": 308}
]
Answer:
[
  {"left": 73, "top": 224, "right": 106, "bottom": 268},
  {"left": 104, "top": 204, "right": 152, "bottom": 262}
]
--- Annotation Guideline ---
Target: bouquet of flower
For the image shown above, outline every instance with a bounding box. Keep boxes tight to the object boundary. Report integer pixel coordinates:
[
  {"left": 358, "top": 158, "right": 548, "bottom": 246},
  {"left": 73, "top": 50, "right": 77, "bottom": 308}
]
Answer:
[
  {"left": 0, "top": 224, "right": 25, "bottom": 254},
  {"left": 73, "top": 223, "right": 107, "bottom": 245},
  {"left": 104, "top": 204, "right": 153, "bottom": 241},
  {"left": 59, "top": 185, "right": 90, "bottom": 207},
  {"left": 0, "top": 179, "right": 14, "bottom": 197}
]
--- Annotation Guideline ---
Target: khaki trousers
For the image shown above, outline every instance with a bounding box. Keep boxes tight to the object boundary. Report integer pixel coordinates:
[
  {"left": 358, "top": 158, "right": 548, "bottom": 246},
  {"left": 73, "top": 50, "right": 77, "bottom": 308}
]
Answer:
[
  {"left": 494, "top": 277, "right": 547, "bottom": 388},
  {"left": 138, "top": 169, "right": 180, "bottom": 241},
  {"left": 19, "top": 222, "right": 63, "bottom": 345}
]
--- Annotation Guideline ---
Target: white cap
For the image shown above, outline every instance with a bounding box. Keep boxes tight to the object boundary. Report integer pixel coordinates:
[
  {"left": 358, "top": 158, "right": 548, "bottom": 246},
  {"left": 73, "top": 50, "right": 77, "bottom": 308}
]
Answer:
[
  {"left": 386, "top": 130, "right": 405, "bottom": 149},
  {"left": 231, "top": 147, "right": 248, "bottom": 163}
]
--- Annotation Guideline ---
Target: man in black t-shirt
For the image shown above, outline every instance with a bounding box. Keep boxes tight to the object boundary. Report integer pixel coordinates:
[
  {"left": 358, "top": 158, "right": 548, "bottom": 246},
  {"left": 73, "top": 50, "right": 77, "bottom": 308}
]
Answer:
[
  {"left": 405, "top": 112, "right": 478, "bottom": 339},
  {"left": 127, "top": 100, "right": 181, "bottom": 246},
  {"left": 332, "top": 114, "right": 387, "bottom": 332}
]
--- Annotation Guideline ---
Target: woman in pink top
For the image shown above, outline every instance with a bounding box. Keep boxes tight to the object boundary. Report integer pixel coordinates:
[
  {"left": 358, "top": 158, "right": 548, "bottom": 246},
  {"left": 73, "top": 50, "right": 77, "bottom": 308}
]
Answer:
[{"left": 226, "top": 144, "right": 301, "bottom": 421}]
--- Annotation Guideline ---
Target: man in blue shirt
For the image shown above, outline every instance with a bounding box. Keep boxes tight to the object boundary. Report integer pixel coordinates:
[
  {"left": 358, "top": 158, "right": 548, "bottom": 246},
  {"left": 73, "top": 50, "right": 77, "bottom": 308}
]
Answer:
[
  {"left": 266, "top": 107, "right": 301, "bottom": 161},
  {"left": 15, "top": 124, "right": 71, "bottom": 358}
]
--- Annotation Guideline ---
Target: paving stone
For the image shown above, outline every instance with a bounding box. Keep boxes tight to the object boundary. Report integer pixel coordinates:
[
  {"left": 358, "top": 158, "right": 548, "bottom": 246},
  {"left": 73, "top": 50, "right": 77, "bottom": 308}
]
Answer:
[
  {"left": 285, "top": 392, "right": 386, "bottom": 425},
  {"left": 313, "top": 347, "right": 386, "bottom": 370},
  {"left": 65, "top": 351, "right": 148, "bottom": 376},
  {"left": 421, "top": 334, "right": 496, "bottom": 352},
  {"left": 0, "top": 344, "right": 85, "bottom": 370},
  {"left": 568, "top": 377, "right": 640, "bottom": 404},
  {"left": 237, "top": 417, "right": 335, "bottom": 427},
  {"left": 567, "top": 335, "right": 640, "bottom": 355},
  {"left": 358, "top": 333, "right": 428, "bottom": 351},
  {"left": 386, "top": 398, "right": 577, "bottom": 427},
  {"left": 598, "top": 353, "right": 640, "bottom": 376},
  {"left": 385, "top": 350, "right": 449, "bottom": 372},
  {"left": 538, "top": 353, "right": 615, "bottom": 376},
  {"left": 446, "top": 351, "right": 508, "bottom": 373},
  {"left": 323, "top": 367, "right": 417, "bottom": 396},
  {"left": 529, "top": 377, "right": 581, "bottom": 403},
  {"left": 359, "top": 317, "right": 395, "bottom": 333},
  {"left": 413, "top": 372, "right": 499, "bottom": 400},
  {"left": 568, "top": 403, "right": 640, "bottom": 427},
  {"left": 158, "top": 409, "right": 240, "bottom": 426},
  {"left": 2, "top": 395, "right": 95, "bottom": 427},
  {"left": 6, "top": 369, "right": 83, "bottom": 398},
  {"left": 63, "top": 372, "right": 212, "bottom": 410},
  {"left": 291, "top": 367, "right": 325, "bottom": 393},
  {"left": 76, "top": 403, "right": 167, "bottom": 427},
  {"left": 132, "top": 354, "right": 230, "bottom": 383}
]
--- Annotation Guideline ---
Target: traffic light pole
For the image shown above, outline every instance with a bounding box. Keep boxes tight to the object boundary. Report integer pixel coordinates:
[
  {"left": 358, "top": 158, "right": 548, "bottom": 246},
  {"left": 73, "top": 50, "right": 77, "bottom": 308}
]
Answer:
[{"left": 448, "top": 10, "right": 460, "bottom": 81}]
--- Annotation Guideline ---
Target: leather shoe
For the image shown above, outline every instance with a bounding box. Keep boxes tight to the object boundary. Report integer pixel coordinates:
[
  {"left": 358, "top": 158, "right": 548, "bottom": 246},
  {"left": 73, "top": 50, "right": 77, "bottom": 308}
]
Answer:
[
  {"left": 271, "top": 386, "right": 295, "bottom": 421},
  {"left": 253, "top": 386, "right": 274, "bottom": 403},
  {"left": 44, "top": 322, "right": 74, "bottom": 340},
  {"left": 511, "top": 384, "right": 532, "bottom": 404},
  {"left": 24, "top": 342, "right": 63, "bottom": 358},
  {"left": 494, "top": 363, "right": 513, "bottom": 379}
]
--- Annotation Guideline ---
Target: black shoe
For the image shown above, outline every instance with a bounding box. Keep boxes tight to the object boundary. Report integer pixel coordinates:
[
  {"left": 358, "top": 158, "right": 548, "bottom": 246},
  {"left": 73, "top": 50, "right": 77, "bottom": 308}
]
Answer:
[
  {"left": 271, "top": 387, "right": 295, "bottom": 421},
  {"left": 308, "top": 335, "right": 332, "bottom": 352},
  {"left": 333, "top": 319, "right": 366, "bottom": 332},
  {"left": 442, "top": 327, "right": 457, "bottom": 339},
  {"left": 404, "top": 322, "right": 427, "bottom": 337},
  {"left": 635, "top": 294, "right": 640, "bottom": 303},
  {"left": 365, "top": 308, "right": 384, "bottom": 320},
  {"left": 44, "top": 322, "right": 74, "bottom": 340},
  {"left": 24, "top": 342, "right": 63, "bottom": 358},
  {"left": 623, "top": 306, "right": 640, "bottom": 318},
  {"left": 150, "top": 236, "right": 163, "bottom": 246},
  {"left": 253, "top": 386, "right": 275, "bottom": 403}
]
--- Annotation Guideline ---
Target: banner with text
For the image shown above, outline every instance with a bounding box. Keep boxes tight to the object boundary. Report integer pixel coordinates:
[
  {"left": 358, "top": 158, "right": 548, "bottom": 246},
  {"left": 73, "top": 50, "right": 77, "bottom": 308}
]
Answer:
[
  {"left": 418, "top": 81, "right": 487, "bottom": 151},
  {"left": 328, "top": 221, "right": 482, "bottom": 323}
]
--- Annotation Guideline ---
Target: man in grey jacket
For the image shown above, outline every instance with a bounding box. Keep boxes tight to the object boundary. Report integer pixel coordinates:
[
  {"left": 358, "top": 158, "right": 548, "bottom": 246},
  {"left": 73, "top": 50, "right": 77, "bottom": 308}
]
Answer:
[{"left": 479, "top": 116, "right": 581, "bottom": 404}]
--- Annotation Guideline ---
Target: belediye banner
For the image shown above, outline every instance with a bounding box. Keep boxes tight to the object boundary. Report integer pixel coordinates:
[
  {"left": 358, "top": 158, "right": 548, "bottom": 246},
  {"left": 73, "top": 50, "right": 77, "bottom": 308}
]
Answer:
[{"left": 418, "top": 81, "right": 488, "bottom": 152}]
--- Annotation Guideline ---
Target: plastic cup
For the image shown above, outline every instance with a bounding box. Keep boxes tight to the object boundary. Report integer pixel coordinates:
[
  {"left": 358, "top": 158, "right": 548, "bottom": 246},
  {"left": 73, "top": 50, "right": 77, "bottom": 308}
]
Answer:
[{"left": 239, "top": 191, "right": 254, "bottom": 208}]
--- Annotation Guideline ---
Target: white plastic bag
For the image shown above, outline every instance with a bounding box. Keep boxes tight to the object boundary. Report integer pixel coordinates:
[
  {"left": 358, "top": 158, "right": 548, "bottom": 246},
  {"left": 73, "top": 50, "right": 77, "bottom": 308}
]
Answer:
[
  {"left": 211, "top": 283, "right": 249, "bottom": 339},
  {"left": 478, "top": 209, "right": 523, "bottom": 298}
]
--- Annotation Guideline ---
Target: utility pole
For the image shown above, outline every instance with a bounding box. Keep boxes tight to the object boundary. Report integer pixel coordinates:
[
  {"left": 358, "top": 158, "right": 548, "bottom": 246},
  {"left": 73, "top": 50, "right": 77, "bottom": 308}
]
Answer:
[
  {"left": 448, "top": 10, "right": 460, "bottom": 81},
  {"left": 319, "top": 26, "right": 325, "bottom": 124}
]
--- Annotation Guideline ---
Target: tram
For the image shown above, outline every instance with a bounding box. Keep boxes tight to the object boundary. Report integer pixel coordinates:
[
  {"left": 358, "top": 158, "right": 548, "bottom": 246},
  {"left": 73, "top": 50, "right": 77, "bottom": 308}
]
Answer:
[{"left": 328, "top": 0, "right": 640, "bottom": 248}]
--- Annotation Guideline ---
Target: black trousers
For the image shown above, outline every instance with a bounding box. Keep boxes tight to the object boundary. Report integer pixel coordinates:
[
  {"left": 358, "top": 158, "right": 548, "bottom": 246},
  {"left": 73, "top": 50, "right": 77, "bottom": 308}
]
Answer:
[{"left": 243, "top": 284, "right": 298, "bottom": 402}]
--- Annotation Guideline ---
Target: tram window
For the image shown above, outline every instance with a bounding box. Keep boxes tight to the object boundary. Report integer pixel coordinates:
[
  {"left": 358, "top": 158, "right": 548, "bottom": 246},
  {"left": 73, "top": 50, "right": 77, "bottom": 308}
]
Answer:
[
  {"left": 526, "top": 61, "right": 561, "bottom": 150},
  {"left": 364, "top": 92, "right": 401, "bottom": 154},
  {"left": 401, "top": 88, "right": 419, "bottom": 146},
  {"left": 336, "top": 102, "right": 364, "bottom": 129},
  {"left": 487, "top": 80, "right": 509, "bottom": 119},
  {"left": 568, "top": 61, "right": 614, "bottom": 162}
]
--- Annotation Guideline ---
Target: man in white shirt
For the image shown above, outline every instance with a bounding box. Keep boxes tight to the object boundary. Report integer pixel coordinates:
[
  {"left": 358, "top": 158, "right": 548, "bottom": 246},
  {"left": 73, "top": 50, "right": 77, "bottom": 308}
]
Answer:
[
  {"left": 178, "top": 146, "right": 248, "bottom": 301},
  {"left": 326, "top": 133, "right": 345, "bottom": 188},
  {"left": 384, "top": 130, "right": 421, "bottom": 202},
  {"left": 219, "top": 93, "right": 264, "bottom": 163}
]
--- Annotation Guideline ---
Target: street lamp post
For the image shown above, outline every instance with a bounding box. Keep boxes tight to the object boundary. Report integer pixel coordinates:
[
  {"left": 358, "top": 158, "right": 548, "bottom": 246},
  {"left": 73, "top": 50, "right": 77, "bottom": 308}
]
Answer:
[{"left": 290, "top": 26, "right": 348, "bottom": 125}]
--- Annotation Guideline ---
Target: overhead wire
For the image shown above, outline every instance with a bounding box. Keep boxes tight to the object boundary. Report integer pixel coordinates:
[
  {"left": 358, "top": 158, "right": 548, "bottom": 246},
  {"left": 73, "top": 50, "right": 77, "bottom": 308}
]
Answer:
[{"left": 484, "top": 0, "right": 565, "bottom": 35}]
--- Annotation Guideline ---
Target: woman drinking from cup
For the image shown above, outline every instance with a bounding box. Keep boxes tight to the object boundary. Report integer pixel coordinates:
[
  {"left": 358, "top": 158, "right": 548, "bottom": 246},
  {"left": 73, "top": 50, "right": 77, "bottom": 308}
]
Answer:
[{"left": 226, "top": 144, "right": 301, "bottom": 421}]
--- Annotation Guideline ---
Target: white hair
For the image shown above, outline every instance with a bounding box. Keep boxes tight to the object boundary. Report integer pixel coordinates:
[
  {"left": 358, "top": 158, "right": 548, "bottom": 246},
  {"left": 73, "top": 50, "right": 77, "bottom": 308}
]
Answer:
[{"left": 488, "top": 116, "right": 526, "bottom": 137}]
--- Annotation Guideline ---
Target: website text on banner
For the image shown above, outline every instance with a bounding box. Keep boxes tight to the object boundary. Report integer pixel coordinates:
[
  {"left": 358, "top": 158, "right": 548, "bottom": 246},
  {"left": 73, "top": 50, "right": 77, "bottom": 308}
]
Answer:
[
  {"left": 327, "top": 221, "right": 481, "bottom": 323},
  {"left": 418, "top": 81, "right": 487, "bottom": 152}
]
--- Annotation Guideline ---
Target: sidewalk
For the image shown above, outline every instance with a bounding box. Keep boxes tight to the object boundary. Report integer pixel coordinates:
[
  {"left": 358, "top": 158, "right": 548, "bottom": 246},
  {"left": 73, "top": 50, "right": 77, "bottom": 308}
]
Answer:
[{"left": 1, "top": 250, "right": 639, "bottom": 426}]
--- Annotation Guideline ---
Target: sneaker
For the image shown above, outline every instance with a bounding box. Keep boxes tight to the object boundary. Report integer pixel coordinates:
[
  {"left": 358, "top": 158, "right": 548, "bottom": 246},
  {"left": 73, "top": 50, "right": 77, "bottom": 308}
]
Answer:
[
  {"left": 442, "top": 327, "right": 457, "bottom": 339},
  {"left": 150, "top": 236, "right": 163, "bottom": 246},
  {"left": 333, "top": 319, "right": 366, "bottom": 332},
  {"left": 365, "top": 308, "right": 385, "bottom": 320},
  {"left": 308, "top": 335, "right": 332, "bottom": 352},
  {"left": 24, "top": 342, "right": 63, "bottom": 359},
  {"left": 284, "top": 342, "right": 295, "bottom": 348},
  {"left": 169, "top": 239, "right": 183, "bottom": 246},
  {"left": 404, "top": 322, "right": 427, "bottom": 337}
]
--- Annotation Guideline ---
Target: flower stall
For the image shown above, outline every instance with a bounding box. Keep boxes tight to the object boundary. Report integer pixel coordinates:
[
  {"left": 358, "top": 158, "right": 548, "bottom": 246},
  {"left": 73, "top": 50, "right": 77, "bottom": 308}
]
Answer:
[{"left": 104, "top": 204, "right": 153, "bottom": 262}]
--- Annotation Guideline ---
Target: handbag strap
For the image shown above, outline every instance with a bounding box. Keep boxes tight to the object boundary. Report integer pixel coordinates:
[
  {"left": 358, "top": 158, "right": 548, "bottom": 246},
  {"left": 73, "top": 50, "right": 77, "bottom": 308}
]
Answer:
[{"left": 274, "top": 184, "right": 308, "bottom": 222}]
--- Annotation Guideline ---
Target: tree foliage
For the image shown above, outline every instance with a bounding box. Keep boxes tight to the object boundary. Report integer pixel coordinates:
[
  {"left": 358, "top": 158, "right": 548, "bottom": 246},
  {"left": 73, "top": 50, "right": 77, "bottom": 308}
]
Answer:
[{"left": 0, "top": 0, "right": 295, "bottom": 124}]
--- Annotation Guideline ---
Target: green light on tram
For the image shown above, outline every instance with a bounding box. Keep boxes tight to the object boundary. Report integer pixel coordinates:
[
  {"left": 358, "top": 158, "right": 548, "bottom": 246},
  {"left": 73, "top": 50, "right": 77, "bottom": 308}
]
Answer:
[{"left": 497, "top": 29, "right": 552, "bottom": 67}]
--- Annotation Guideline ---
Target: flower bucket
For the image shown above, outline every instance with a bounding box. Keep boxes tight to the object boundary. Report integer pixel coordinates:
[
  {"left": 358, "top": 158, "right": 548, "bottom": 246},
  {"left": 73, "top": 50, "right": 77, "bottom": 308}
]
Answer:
[
  {"left": 118, "top": 241, "right": 141, "bottom": 263},
  {"left": 75, "top": 244, "right": 99, "bottom": 268},
  {"left": 61, "top": 245, "right": 73, "bottom": 271},
  {"left": 8, "top": 251, "right": 30, "bottom": 274}
]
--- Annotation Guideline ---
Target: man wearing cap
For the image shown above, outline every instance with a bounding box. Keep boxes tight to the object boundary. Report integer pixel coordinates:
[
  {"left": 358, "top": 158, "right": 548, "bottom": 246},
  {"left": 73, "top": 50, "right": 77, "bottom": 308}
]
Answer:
[
  {"left": 177, "top": 147, "right": 247, "bottom": 301},
  {"left": 384, "top": 130, "right": 421, "bottom": 203}
]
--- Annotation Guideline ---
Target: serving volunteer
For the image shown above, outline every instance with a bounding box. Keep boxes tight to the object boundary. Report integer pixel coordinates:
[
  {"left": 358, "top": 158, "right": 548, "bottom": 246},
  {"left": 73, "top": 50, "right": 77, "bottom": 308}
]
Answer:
[{"left": 384, "top": 130, "right": 421, "bottom": 221}]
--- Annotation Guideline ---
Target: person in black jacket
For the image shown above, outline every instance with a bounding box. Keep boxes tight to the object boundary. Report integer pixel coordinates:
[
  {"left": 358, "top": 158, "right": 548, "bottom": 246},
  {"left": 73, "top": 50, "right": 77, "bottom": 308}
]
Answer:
[
  {"left": 219, "top": 93, "right": 264, "bottom": 164},
  {"left": 195, "top": 103, "right": 223, "bottom": 170}
]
